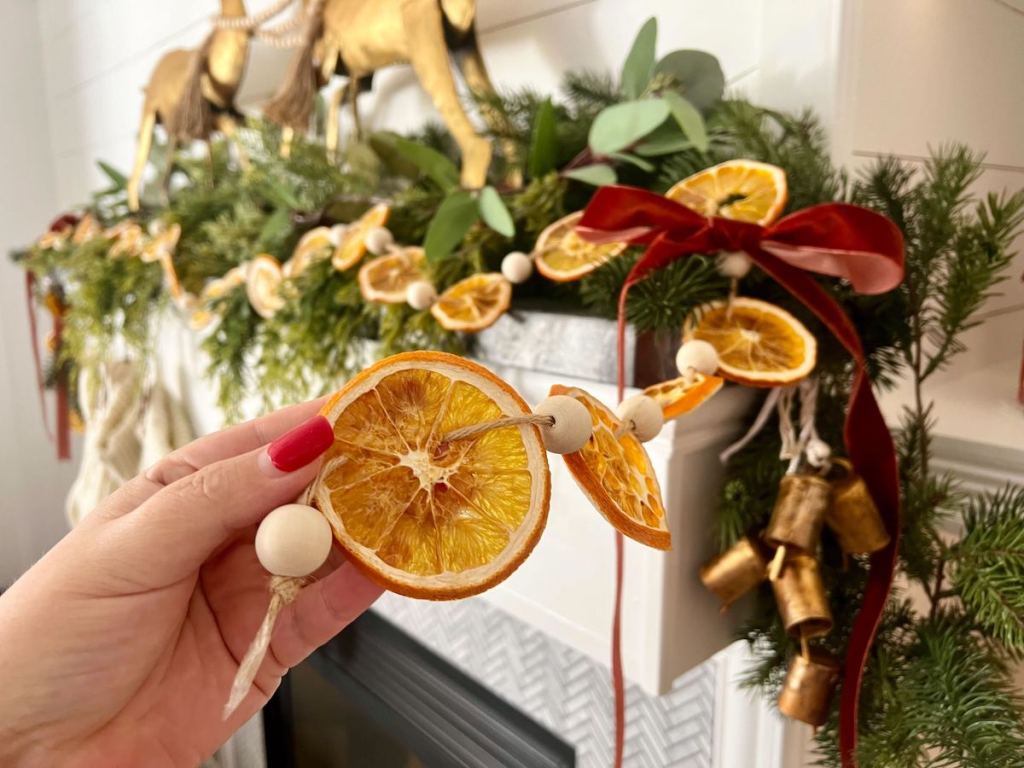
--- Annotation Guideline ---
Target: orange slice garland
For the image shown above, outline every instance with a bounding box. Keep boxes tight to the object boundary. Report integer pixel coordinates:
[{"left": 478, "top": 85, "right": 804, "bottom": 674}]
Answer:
[
  {"left": 430, "top": 273, "right": 511, "bottom": 332},
  {"left": 285, "top": 226, "right": 334, "bottom": 279},
  {"left": 643, "top": 373, "right": 725, "bottom": 420},
  {"left": 359, "top": 246, "right": 427, "bottom": 304},
  {"left": 549, "top": 384, "right": 670, "bottom": 550},
  {"left": 684, "top": 297, "right": 816, "bottom": 387},
  {"left": 313, "top": 351, "right": 551, "bottom": 599},
  {"left": 667, "top": 160, "right": 788, "bottom": 226},
  {"left": 534, "top": 211, "right": 627, "bottom": 282},
  {"left": 332, "top": 203, "right": 390, "bottom": 272},
  {"left": 246, "top": 254, "right": 286, "bottom": 319}
]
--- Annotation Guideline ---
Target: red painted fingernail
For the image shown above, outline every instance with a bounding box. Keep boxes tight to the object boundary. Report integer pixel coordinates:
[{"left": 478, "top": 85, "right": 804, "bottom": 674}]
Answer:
[{"left": 266, "top": 415, "right": 334, "bottom": 472}]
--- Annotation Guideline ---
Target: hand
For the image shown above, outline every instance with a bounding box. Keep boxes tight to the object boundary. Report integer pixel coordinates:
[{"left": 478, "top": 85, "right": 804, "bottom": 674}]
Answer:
[{"left": 0, "top": 399, "right": 384, "bottom": 767}]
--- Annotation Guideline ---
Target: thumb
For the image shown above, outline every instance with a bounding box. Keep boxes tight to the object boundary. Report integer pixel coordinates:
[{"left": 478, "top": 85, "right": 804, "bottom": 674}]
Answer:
[{"left": 94, "top": 415, "right": 335, "bottom": 585}]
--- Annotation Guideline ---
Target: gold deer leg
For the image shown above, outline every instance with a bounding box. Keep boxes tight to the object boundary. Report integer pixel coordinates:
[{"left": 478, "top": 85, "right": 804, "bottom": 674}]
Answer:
[
  {"left": 128, "top": 109, "right": 157, "bottom": 211},
  {"left": 347, "top": 79, "right": 364, "bottom": 141},
  {"left": 159, "top": 135, "right": 178, "bottom": 206},
  {"left": 281, "top": 125, "right": 294, "bottom": 159},
  {"left": 401, "top": 0, "right": 491, "bottom": 189},
  {"left": 456, "top": 43, "right": 522, "bottom": 189},
  {"left": 326, "top": 83, "right": 344, "bottom": 163},
  {"left": 216, "top": 113, "right": 251, "bottom": 172}
]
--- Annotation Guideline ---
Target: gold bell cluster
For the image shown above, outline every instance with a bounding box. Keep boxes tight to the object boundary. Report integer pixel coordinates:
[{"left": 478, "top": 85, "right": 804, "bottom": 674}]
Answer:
[{"left": 699, "top": 458, "right": 889, "bottom": 727}]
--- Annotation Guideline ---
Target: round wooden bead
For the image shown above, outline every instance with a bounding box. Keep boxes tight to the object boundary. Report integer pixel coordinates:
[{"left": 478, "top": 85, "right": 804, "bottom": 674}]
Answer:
[
  {"left": 255, "top": 504, "right": 333, "bottom": 577},
  {"left": 716, "top": 250, "right": 753, "bottom": 279},
  {"left": 533, "top": 395, "right": 592, "bottom": 454},
  {"left": 676, "top": 339, "right": 720, "bottom": 376},
  {"left": 406, "top": 280, "right": 438, "bottom": 310},
  {"left": 615, "top": 394, "right": 664, "bottom": 442},
  {"left": 328, "top": 224, "right": 349, "bottom": 247},
  {"left": 364, "top": 226, "right": 394, "bottom": 256},
  {"left": 805, "top": 438, "right": 832, "bottom": 468},
  {"left": 501, "top": 251, "right": 533, "bottom": 284}
]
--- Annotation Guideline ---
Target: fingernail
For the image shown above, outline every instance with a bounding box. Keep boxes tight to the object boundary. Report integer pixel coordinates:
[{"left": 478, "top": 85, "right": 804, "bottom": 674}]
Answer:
[{"left": 264, "top": 415, "right": 334, "bottom": 474}]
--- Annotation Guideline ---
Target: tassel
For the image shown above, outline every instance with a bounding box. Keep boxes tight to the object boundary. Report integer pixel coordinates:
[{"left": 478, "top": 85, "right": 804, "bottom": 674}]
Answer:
[
  {"left": 169, "top": 33, "right": 216, "bottom": 141},
  {"left": 263, "top": 12, "right": 323, "bottom": 131}
]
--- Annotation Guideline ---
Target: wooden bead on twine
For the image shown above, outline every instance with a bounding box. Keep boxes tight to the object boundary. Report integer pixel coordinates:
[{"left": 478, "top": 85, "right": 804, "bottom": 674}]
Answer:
[
  {"left": 614, "top": 394, "right": 664, "bottom": 442},
  {"left": 716, "top": 250, "right": 753, "bottom": 279},
  {"left": 406, "top": 280, "right": 437, "bottom": 310},
  {"left": 364, "top": 226, "right": 394, "bottom": 256},
  {"left": 501, "top": 251, "right": 533, "bottom": 284},
  {"left": 533, "top": 395, "right": 593, "bottom": 454},
  {"left": 676, "top": 339, "right": 719, "bottom": 377},
  {"left": 255, "top": 503, "right": 333, "bottom": 577},
  {"left": 328, "top": 223, "right": 348, "bottom": 247}
]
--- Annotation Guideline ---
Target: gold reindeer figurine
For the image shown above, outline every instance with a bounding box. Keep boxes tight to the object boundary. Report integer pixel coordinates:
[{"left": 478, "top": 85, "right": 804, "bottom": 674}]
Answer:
[
  {"left": 127, "top": 0, "right": 254, "bottom": 211},
  {"left": 265, "top": 0, "right": 516, "bottom": 189}
]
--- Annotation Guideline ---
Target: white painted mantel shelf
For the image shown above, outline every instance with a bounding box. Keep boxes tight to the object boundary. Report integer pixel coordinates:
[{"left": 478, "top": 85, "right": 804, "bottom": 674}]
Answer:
[{"left": 153, "top": 306, "right": 758, "bottom": 697}]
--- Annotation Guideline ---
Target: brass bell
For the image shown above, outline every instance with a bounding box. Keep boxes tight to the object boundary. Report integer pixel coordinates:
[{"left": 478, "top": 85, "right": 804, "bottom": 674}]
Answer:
[
  {"left": 771, "top": 553, "right": 832, "bottom": 638},
  {"left": 777, "top": 650, "right": 841, "bottom": 726},
  {"left": 700, "top": 537, "right": 769, "bottom": 609},
  {"left": 826, "top": 459, "right": 891, "bottom": 555},
  {"left": 765, "top": 473, "right": 830, "bottom": 552}
]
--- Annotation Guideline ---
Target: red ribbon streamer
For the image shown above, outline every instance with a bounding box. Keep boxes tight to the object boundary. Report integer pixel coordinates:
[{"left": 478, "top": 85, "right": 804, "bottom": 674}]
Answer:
[
  {"left": 25, "top": 271, "right": 71, "bottom": 461},
  {"left": 580, "top": 186, "right": 904, "bottom": 768}
]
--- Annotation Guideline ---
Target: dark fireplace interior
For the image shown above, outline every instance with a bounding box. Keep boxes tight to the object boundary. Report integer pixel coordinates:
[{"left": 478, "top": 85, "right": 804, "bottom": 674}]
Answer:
[{"left": 263, "top": 611, "right": 576, "bottom": 768}]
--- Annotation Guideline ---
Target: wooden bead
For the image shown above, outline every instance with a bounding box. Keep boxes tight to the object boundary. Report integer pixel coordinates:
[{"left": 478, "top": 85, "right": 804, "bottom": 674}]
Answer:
[
  {"left": 676, "top": 339, "right": 720, "bottom": 376},
  {"left": 805, "top": 438, "right": 832, "bottom": 467},
  {"left": 255, "top": 504, "right": 333, "bottom": 577},
  {"left": 364, "top": 226, "right": 394, "bottom": 255},
  {"left": 406, "top": 280, "right": 437, "bottom": 310},
  {"left": 716, "top": 250, "right": 753, "bottom": 279},
  {"left": 615, "top": 394, "right": 664, "bottom": 442},
  {"left": 328, "top": 223, "right": 349, "bottom": 247},
  {"left": 501, "top": 251, "right": 533, "bottom": 284},
  {"left": 534, "top": 395, "right": 592, "bottom": 454}
]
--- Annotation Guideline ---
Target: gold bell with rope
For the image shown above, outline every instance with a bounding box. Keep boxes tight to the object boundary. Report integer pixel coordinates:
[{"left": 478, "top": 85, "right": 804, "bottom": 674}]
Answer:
[
  {"left": 777, "top": 649, "right": 841, "bottom": 726},
  {"left": 825, "top": 458, "right": 891, "bottom": 555},
  {"left": 764, "top": 472, "right": 831, "bottom": 579},
  {"left": 699, "top": 536, "right": 769, "bottom": 610},
  {"left": 771, "top": 553, "right": 833, "bottom": 638}
]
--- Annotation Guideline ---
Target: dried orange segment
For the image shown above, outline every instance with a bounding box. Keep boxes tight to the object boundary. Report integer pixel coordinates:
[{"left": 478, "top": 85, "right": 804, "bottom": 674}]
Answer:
[
  {"left": 430, "top": 273, "right": 510, "bottom": 332},
  {"left": 72, "top": 213, "right": 101, "bottom": 244},
  {"left": 141, "top": 223, "right": 181, "bottom": 263},
  {"left": 359, "top": 246, "right": 426, "bottom": 304},
  {"left": 106, "top": 221, "right": 145, "bottom": 258},
  {"left": 643, "top": 373, "right": 725, "bottom": 420},
  {"left": 285, "top": 226, "right": 333, "bottom": 278},
  {"left": 314, "top": 351, "right": 551, "bottom": 599},
  {"left": 534, "top": 211, "right": 627, "bottom": 282},
  {"left": 331, "top": 203, "right": 390, "bottom": 272},
  {"left": 246, "top": 254, "right": 285, "bottom": 319},
  {"left": 667, "top": 160, "right": 788, "bottom": 226},
  {"left": 549, "top": 384, "right": 670, "bottom": 550},
  {"left": 684, "top": 297, "right": 816, "bottom": 387}
]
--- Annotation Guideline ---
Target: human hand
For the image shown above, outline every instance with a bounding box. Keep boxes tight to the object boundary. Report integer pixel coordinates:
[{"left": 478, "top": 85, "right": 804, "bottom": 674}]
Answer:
[{"left": 0, "top": 399, "right": 383, "bottom": 767}]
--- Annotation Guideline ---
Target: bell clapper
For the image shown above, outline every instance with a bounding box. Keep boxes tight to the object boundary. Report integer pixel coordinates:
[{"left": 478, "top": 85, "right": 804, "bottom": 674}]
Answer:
[
  {"left": 769, "top": 544, "right": 787, "bottom": 581},
  {"left": 800, "top": 632, "right": 810, "bottom": 660}
]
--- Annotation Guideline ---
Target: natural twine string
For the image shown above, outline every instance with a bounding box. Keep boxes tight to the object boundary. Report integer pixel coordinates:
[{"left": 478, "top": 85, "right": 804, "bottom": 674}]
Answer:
[
  {"left": 442, "top": 413, "right": 553, "bottom": 443},
  {"left": 212, "top": 0, "right": 297, "bottom": 31}
]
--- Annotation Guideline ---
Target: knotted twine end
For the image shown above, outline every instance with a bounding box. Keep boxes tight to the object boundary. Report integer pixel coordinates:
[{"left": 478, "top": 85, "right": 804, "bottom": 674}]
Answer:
[{"left": 223, "top": 574, "right": 307, "bottom": 720}]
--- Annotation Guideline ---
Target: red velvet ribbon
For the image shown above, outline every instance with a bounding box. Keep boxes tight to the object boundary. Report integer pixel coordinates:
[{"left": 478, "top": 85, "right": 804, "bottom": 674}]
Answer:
[{"left": 578, "top": 186, "right": 905, "bottom": 768}]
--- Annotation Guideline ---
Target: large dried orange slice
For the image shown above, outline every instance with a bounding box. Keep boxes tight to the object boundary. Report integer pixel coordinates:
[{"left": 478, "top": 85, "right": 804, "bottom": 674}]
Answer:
[
  {"left": 285, "top": 226, "right": 333, "bottom": 278},
  {"left": 359, "top": 246, "right": 427, "bottom": 304},
  {"left": 643, "top": 373, "right": 725, "bottom": 420},
  {"left": 246, "top": 254, "right": 285, "bottom": 319},
  {"left": 313, "top": 351, "right": 551, "bottom": 599},
  {"left": 667, "top": 160, "right": 787, "bottom": 225},
  {"left": 331, "top": 203, "right": 390, "bottom": 272},
  {"left": 534, "top": 211, "right": 627, "bottom": 282},
  {"left": 430, "top": 273, "right": 511, "bottom": 332},
  {"left": 683, "top": 297, "right": 816, "bottom": 387},
  {"left": 549, "top": 384, "right": 670, "bottom": 550}
]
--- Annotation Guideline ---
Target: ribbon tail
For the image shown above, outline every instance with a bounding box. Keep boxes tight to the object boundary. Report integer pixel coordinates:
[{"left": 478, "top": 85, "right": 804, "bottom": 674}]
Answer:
[
  {"left": 25, "top": 272, "right": 55, "bottom": 444},
  {"left": 54, "top": 310, "right": 71, "bottom": 461}
]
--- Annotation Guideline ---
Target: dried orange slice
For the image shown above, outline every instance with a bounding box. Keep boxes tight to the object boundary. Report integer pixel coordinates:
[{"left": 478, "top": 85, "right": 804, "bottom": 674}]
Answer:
[
  {"left": 246, "top": 254, "right": 285, "bottom": 319},
  {"left": 332, "top": 203, "right": 390, "bottom": 272},
  {"left": 359, "top": 246, "right": 427, "bottom": 304},
  {"left": 37, "top": 228, "right": 72, "bottom": 250},
  {"left": 313, "top": 351, "right": 551, "bottom": 599},
  {"left": 72, "top": 213, "right": 101, "bottom": 244},
  {"left": 533, "top": 211, "right": 627, "bottom": 282},
  {"left": 141, "top": 223, "right": 181, "bottom": 263},
  {"left": 430, "top": 273, "right": 511, "bottom": 332},
  {"left": 643, "top": 373, "right": 725, "bottom": 420},
  {"left": 285, "top": 226, "right": 333, "bottom": 278},
  {"left": 667, "top": 160, "right": 788, "bottom": 225},
  {"left": 683, "top": 297, "right": 816, "bottom": 387},
  {"left": 107, "top": 221, "right": 145, "bottom": 258},
  {"left": 549, "top": 384, "right": 670, "bottom": 550}
]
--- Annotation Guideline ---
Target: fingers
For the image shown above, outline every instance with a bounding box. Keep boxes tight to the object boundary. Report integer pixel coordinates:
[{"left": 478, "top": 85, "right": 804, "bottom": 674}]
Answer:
[
  {"left": 90, "top": 414, "right": 335, "bottom": 587},
  {"left": 272, "top": 562, "right": 385, "bottom": 669},
  {"left": 92, "top": 397, "right": 329, "bottom": 522}
]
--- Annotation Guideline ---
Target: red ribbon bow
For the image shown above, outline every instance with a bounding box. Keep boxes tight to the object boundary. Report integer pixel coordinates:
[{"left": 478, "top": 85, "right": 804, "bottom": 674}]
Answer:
[{"left": 579, "top": 185, "right": 905, "bottom": 768}]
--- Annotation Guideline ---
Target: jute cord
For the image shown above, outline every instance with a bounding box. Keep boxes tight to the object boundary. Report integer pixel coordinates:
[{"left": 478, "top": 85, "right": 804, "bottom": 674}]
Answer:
[{"left": 442, "top": 413, "right": 553, "bottom": 443}]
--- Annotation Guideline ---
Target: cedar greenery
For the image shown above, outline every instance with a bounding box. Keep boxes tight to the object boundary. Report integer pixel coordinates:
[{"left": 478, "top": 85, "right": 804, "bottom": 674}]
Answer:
[{"left": 13, "top": 30, "right": 1024, "bottom": 766}]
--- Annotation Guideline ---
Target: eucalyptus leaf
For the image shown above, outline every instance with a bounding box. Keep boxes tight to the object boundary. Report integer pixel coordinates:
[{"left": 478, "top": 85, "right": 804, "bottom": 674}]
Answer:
[
  {"left": 478, "top": 186, "right": 515, "bottom": 237},
  {"left": 634, "top": 121, "right": 693, "bottom": 156},
  {"left": 371, "top": 131, "right": 459, "bottom": 191},
  {"left": 528, "top": 99, "right": 558, "bottom": 178},
  {"left": 563, "top": 164, "right": 617, "bottom": 187},
  {"left": 424, "top": 190, "right": 479, "bottom": 263},
  {"left": 608, "top": 152, "right": 655, "bottom": 172},
  {"left": 620, "top": 17, "right": 657, "bottom": 99},
  {"left": 589, "top": 99, "right": 670, "bottom": 155},
  {"left": 662, "top": 91, "right": 709, "bottom": 152},
  {"left": 97, "top": 160, "right": 127, "bottom": 189},
  {"left": 654, "top": 50, "right": 725, "bottom": 112}
]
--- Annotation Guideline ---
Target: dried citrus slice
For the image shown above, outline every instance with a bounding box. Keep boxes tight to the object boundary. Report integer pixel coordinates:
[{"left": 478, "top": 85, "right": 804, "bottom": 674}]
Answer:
[
  {"left": 534, "top": 211, "right": 627, "bottom": 282},
  {"left": 107, "top": 221, "right": 145, "bottom": 258},
  {"left": 683, "top": 297, "right": 816, "bottom": 386},
  {"left": 285, "top": 226, "right": 333, "bottom": 278},
  {"left": 246, "top": 254, "right": 285, "bottom": 319},
  {"left": 667, "top": 160, "right": 788, "bottom": 225},
  {"left": 643, "top": 373, "right": 725, "bottom": 420},
  {"left": 331, "top": 203, "right": 390, "bottom": 272},
  {"left": 549, "top": 384, "right": 670, "bottom": 550},
  {"left": 313, "top": 351, "right": 551, "bottom": 599},
  {"left": 72, "top": 213, "right": 101, "bottom": 244},
  {"left": 141, "top": 222, "right": 181, "bottom": 263},
  {"left": 359, "top": 246, "right": 427, "bottom": 304},
  {"left": 430, "top": 273, "right": 511, "bottom": 332}
]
